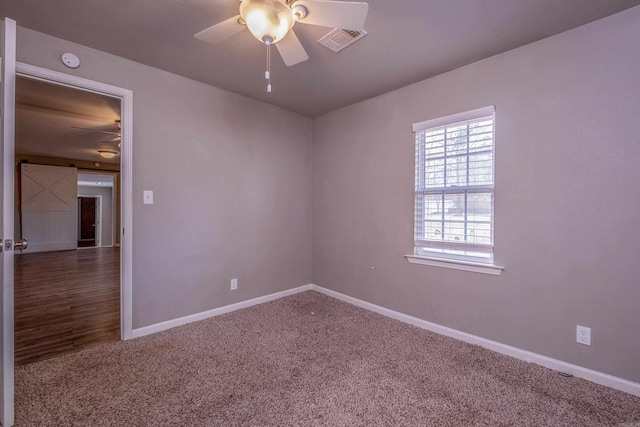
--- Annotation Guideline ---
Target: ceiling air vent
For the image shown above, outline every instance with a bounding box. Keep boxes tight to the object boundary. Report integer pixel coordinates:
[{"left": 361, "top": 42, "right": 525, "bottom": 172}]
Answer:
[{"left": 318, "top": 29, "right": 367, "bottom": 52}]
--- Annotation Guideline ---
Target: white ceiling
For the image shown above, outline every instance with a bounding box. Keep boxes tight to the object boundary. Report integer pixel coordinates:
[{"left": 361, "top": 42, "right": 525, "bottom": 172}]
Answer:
[{"left": 3, "top": 0, "right": 640, "bottom": 118}]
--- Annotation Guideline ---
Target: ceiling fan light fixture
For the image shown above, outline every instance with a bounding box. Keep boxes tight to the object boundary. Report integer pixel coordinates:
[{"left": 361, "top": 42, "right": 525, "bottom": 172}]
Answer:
[
  {"left": 98, "top": 150, "right": 118, "bottom": 159},
  {"left": 240, "top": 0, "right": 295, "bottom": 44},
  {"left": 195, "top": 0, "right": 369, "bottom": 71}
]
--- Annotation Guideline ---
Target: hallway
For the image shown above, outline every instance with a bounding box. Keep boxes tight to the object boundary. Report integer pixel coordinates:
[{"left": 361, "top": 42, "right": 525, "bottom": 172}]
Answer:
[{"left": 14, "top": 247, "right": 120, "bottom": 365}]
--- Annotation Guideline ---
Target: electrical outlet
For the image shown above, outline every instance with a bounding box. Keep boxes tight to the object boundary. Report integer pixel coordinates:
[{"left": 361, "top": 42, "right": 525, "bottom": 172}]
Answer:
[
  {"left": 230, "top": 278, "right": 238, "bottom": 291},
  {"left": 576, "top": 325, "right": 591, "bottom": 346}
]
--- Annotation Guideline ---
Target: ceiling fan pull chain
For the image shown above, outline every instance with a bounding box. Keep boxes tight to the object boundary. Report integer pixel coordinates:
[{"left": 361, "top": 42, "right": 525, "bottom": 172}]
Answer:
[{"left": 266, "top": 42, "right": 272, "bottom": 93}]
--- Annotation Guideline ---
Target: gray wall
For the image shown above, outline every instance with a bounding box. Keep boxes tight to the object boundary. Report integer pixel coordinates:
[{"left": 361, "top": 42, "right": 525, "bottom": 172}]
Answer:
[
  {"left": 312, "top": 7, "right": 640, "bottom": 383},
  {"left": 78, "top": 185, "right": 113, "bottom": 247},
  {"left": 15, "top": 26, "right": 313, "bottom": 328}
]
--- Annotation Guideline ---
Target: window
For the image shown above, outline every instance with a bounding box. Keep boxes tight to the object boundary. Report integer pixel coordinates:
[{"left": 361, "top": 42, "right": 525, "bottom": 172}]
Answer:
[{"left": 412, "top": 106, "right": 495, "bottom": 264}]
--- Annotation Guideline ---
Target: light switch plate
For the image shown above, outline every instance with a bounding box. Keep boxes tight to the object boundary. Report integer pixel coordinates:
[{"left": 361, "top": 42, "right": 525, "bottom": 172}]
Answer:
[{"left": 143, "top": 190, "right": 154, "bottom": 205}]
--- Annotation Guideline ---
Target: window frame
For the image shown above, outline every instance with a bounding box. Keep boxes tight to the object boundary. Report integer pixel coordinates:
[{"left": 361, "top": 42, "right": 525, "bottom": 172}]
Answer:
[{"left": 408, "top": 106, "right": 502, "bottom": 274}]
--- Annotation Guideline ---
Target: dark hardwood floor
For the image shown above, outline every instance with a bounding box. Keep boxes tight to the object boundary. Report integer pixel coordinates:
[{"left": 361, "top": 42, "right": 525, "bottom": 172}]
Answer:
[{"left": 14, "top": 247, "right": 120, "bottom": 366}]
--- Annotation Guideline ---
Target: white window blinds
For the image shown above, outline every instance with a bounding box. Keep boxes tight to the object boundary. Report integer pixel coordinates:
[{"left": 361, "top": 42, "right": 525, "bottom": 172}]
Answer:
[{"left": 413, "top": 106, "right": 495, "bottom": 262}]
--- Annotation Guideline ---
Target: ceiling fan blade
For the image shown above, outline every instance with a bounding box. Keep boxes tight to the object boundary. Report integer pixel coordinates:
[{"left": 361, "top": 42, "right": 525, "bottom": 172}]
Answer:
[
  {"left": 195, "top": 15, "right": 246, "bottom": 44},
  {"left": 101, "top": 136, "right": 121, "bottom": 144},
  {"left": 292, "top": 0, "right": 369, "bottom": 30},
  {"left": 71, "top": 126, "right": 121, "bottom": 136},
  {"left": 275, "top": 30, "right": 309, "bottom": 67}
]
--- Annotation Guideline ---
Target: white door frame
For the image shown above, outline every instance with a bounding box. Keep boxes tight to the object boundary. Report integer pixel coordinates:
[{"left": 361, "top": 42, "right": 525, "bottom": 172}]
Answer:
[
  {"left": 1, "top": 17, "right": 17, "bottom": 427},
  {"left": 15, "top": 62, "right": 134, "bottom": 340}
]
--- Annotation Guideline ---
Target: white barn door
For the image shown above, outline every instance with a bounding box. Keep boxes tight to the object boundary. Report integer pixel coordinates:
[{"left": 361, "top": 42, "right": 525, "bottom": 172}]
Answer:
[{"left": 21, "top": 164, "right": 78, "bottom": 253}]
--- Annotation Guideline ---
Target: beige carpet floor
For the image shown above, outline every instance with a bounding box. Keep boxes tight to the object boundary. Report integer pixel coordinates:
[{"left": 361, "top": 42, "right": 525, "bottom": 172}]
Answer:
[{"left": 15, "top": 291, "right": 640, "bottom": 426}]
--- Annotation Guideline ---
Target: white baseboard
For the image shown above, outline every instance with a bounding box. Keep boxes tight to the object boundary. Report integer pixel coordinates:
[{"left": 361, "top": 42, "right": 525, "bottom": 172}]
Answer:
[
  {"left": 310, "top": 284, "right": 640, "bottom": 398},
  {"left": 130, "top": 284, "right": 313, "bottom": 339},
  {"left": 129, "top": 282, "right": 639, "bottom": 397},
  {"left": 21, "top": 241, "right": 76, "bottom": 253}
]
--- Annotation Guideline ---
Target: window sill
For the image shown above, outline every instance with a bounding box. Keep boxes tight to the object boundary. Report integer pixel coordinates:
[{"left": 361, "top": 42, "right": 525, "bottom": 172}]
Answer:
[{"left": 404, "top": 254, "right": 503, "bottom": 276}]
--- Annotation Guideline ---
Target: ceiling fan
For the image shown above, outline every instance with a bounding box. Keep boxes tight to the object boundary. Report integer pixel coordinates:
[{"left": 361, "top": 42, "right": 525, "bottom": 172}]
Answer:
[
  {"left": 195, "top": 0, "right": 369, "bottom": 90},
  {"left": 71, "top": 120, "right": 121, "bottom": 145}
]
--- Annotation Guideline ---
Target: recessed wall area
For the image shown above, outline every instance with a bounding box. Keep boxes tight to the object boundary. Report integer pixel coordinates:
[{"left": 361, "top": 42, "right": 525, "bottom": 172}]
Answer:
[
  {"left": 14, "top": 74, "right": 122, "bottom": 253},
  {"left": 13, "top": 76, "right": 123, "bottom": 365},
  {"left": 78, "top": 172, "right": 116, "bottom": 248}
]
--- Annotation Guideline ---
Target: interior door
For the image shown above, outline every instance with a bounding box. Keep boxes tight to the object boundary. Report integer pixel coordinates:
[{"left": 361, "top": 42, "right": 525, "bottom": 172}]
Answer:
[
  {"left": 78, "top": 197, "right": 96, "bottom": 247},
  {"left": 1, "top": 17, "right": 16, "bottom": 427}
]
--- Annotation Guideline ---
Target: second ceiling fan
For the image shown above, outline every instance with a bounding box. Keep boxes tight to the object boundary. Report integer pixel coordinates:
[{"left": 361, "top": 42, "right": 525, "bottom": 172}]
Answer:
[
  {"left": 195, "top": 0, "right": 369, "bottom": 67},
  {"left": 71, "top": 120, "right": 121, "bottom": 145}
]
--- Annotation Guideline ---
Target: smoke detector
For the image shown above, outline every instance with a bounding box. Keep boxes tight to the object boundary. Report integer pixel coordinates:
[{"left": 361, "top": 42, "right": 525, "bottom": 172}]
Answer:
[{"left": 318, "top": 29, "right": 367, "bottom": 52}]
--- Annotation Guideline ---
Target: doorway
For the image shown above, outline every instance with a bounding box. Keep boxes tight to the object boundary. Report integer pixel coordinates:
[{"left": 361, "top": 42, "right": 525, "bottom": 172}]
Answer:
[
  {"left": 77, "top": 172, "right": 118, "bottom": 250},
  {"left": 78, "top": 196, "right": 100, "bottom": 247},
  {"left": 15, "top": 75, "right": 121, "bottom": 364},
  {"left": 12, "top": 63, "right": 133, "bottom": 364}
]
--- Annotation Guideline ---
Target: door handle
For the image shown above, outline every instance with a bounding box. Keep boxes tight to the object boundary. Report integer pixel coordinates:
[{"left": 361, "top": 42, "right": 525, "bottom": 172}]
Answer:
[{"left": 14, "top": 239, "right": 28, "bottom": 251}]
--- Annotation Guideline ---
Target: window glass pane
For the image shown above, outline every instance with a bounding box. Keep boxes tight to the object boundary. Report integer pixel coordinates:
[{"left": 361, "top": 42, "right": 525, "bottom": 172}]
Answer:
[
  {"left": 425, "top": 159, "right": 444, "bottom": 187},
  {"left": 466, "top": 222, "right": 492, "bottom": 245},
  {"left": 445, "top": 157, "right": 467, "bottom": 187},
  {"left": 468, "top": 153, "right": 493, "bottom": 185},
  {"left": 425, "top": 130, "right": 445, "bottom": 157},
  {"left": 469, "top": 137, "right": 492, "bottom": 153},
  {"left": 446, "top": 135, "right": 468, "bottom": 157},
  {"left": 443, "top": 192, "right": 465, "bottom": 216},
  {"left": 469, "top": 120, "right": 493, "bottom": 134},
  {"left": 467, "top": 192, "right": 492, "bottom": 215},
  {"left": 423, "top": 220, "right": 443, "bottom": 240},
  {"left": 423, "top": 193, "right": 444, "bottom": 216},
  {"left": 446, "top": 124, "right": 468, "bottom": 139},
  {"left": 443, "top": 220, "right": 465, "bottom": 242}
]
